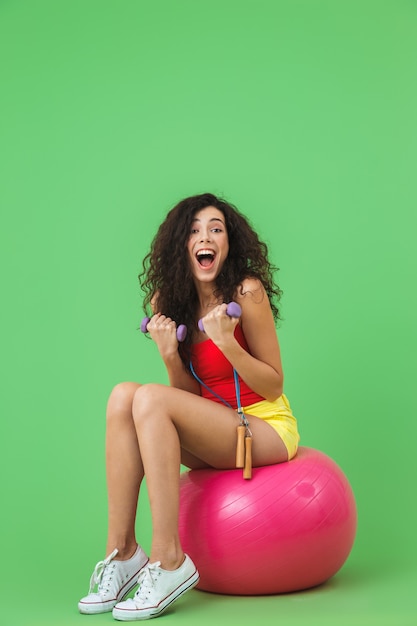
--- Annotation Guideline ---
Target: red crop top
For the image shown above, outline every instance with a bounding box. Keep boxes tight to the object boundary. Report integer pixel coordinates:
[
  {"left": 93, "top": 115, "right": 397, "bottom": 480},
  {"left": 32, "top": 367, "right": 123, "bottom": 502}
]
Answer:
[{"left": 190, "top": 324, "right": 265, "bottom": 408}]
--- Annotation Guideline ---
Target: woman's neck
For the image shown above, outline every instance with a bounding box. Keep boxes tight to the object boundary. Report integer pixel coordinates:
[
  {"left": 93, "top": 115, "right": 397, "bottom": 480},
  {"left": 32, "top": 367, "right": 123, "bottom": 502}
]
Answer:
[{"left": 195, "top": 283, "right": 222, "bottom": 312}]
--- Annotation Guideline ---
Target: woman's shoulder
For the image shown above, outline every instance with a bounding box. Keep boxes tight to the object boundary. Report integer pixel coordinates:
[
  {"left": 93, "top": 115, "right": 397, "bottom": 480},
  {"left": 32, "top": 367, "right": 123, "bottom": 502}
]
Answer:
[
  {"left": 234, "top": 278, "right": 273, "bottom": 323},
  {"left": 235, "top": 277, "right": 266, "bottom": 302}
]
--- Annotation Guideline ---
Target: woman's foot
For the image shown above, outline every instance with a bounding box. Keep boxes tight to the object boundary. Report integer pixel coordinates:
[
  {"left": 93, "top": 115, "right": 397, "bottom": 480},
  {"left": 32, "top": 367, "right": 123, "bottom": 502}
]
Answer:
[
  {"left": 78, "top": 545, "right": 149, "bottom": 614},
  {"left": 112, "top": 554, "right": 199, "bottom": 621}
]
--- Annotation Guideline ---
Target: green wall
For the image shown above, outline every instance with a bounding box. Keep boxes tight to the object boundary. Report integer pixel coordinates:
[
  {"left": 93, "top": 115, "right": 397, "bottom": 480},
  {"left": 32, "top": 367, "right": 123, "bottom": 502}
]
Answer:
[{"left": 1, "top": 1, "right": 416, "bottom": 625}]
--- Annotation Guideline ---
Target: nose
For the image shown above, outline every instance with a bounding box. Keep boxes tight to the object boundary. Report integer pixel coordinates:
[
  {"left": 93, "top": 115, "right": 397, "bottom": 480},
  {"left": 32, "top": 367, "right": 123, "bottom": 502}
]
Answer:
[{"left": 199, "top": 229, "right": 212, "bottom": 242}]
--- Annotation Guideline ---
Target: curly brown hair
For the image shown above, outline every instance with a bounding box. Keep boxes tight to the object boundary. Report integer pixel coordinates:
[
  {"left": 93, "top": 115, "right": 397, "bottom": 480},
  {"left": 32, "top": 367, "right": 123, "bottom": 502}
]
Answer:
[{"left": 139, "top": 193, "right": 282, "bottom": 361}]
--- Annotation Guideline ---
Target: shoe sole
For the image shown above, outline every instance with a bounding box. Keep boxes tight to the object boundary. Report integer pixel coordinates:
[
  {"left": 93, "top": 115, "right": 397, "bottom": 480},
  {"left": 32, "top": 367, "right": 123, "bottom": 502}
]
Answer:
[
  {"left": 78, "top": 559, "right": 150, "bottom": 615},
  {"left": 112, "top": 569, "right": 200, "bottom": 621}
]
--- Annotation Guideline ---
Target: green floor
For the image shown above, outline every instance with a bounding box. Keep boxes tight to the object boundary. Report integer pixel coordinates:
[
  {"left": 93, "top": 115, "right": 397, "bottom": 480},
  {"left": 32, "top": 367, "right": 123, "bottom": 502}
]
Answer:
[{"left": 6, "top": 556, "right": 416, "bottom": 626}]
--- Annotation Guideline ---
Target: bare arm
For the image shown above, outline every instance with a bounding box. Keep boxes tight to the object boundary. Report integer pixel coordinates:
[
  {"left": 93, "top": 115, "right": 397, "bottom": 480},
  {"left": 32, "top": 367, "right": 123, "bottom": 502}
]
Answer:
[
  {"left": 163, "top": 351, "right": 201, "bottom": 394},
  {"left": 200, "top": 278, "right": 283, "bottom": 401},
  {"left": 144, "top": 312, "right": 201, "bottom": 395}
]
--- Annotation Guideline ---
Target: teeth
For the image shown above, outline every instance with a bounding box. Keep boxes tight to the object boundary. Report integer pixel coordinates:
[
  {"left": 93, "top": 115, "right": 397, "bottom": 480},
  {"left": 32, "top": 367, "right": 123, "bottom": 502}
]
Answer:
[{"left": 196, "top": 249, "right": 215, "bottom": 257}]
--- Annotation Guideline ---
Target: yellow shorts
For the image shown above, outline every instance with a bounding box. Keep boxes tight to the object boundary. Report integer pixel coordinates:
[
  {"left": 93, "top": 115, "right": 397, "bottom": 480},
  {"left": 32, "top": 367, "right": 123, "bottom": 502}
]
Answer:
[{"left": 242, "top": 394, "right": 300, "bottom": 460}]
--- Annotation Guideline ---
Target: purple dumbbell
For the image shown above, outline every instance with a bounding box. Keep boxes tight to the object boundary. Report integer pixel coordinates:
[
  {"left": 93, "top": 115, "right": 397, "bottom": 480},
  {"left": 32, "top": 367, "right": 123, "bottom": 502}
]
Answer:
[
  {"left": 198, "top": 302, "right": 242, "bottom": 332},
  {"left": 140, "top": 316, "right": 187, "bottom": 342}
]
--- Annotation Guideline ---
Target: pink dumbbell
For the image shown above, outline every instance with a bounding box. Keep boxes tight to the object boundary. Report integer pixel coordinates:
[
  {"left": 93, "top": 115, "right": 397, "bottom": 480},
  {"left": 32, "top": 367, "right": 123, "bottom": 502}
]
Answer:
[
  {"left": 140, "top": 316, "right": 187, "bottom": 342},
  {"left": 198, "top": 302, "right": 242, "bottom": 332}
]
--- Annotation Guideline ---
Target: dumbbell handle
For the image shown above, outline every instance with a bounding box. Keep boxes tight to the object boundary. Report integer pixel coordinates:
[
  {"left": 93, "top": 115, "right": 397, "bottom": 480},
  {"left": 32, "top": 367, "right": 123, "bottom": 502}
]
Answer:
[
  {"left": 198, "top": 302, "right": 242, "bottom": 332},
  {"left": 140, "top": 316, "right": 187, "bottom": 342}
]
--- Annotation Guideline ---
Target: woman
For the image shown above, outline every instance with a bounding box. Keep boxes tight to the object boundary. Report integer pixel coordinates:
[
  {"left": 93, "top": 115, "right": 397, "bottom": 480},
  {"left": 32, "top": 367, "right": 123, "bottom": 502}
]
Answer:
[{"left": 78, "top": 193, "right": 299, "bottom": 620}]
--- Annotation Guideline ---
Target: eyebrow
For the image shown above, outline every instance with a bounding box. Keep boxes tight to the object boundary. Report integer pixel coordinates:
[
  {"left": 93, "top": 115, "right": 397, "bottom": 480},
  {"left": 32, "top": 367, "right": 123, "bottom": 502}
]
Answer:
[{"left": 191, "top": 217, "right": 225, "bottom": 225}]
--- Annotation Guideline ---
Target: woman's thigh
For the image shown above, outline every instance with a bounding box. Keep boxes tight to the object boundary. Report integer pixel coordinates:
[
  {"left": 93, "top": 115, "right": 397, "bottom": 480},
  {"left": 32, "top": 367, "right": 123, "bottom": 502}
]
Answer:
[{"left": 133, "top": 384, "right": 288, "bottom": 468}]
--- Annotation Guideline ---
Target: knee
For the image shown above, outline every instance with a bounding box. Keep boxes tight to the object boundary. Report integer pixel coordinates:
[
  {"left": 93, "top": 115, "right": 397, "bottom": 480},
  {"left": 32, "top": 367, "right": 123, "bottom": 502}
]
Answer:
[
  {"left": 106, "top": 382, "right": 140, "bottom": 422},
  {"left": 132, "top": 383, "right": 168, "bottom": 424}
]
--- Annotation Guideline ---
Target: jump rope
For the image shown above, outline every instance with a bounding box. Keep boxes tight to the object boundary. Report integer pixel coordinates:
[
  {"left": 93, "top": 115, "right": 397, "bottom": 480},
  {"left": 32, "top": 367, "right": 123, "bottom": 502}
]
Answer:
[{"left": 141, "top": 302, "right": 253, "bottom": 479}]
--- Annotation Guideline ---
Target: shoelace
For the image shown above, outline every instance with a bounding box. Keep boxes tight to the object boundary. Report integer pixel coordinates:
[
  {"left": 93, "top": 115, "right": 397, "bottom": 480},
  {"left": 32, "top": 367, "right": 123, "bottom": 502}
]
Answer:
[
  {"left": 133, "top": 562, "right": 162, "bottom": 604},
  {"left": 88, "top": 548, "right": 119, "bottom": 595}
]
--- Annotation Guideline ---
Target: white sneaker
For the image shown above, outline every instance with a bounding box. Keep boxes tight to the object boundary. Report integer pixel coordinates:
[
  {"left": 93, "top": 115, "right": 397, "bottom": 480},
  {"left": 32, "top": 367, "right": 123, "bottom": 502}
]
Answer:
[
  {"left": 112, "top": 554, "right": 199, "bottom": 621},
  {"left": 78, "top": 546, "right": 149, "bottom": 614}
]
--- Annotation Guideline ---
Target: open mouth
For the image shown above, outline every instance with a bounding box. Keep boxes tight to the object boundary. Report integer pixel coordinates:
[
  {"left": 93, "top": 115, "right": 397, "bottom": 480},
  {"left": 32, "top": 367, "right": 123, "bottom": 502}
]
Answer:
[{"left": 196, "top": 249, "right": 216, "bottom": 269}]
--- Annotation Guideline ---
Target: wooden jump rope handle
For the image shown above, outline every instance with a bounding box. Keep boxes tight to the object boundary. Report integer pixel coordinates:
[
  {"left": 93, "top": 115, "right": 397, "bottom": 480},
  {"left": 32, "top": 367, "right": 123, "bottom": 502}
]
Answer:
[
  {"left": 236, "top": 425, "right": 246, "bottom": 468},
  {"left": 236, "top": 425, "right": 252, "bottom": 479},
  {"left": 243, "top": 435, "right": 252, "bottom": 480}
]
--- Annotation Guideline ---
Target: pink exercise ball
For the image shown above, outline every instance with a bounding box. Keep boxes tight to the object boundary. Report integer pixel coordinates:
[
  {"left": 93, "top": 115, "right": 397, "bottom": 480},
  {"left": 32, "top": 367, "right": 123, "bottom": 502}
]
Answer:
[{"left": 179, "top": 447, "right": 357, "bottom": 595}]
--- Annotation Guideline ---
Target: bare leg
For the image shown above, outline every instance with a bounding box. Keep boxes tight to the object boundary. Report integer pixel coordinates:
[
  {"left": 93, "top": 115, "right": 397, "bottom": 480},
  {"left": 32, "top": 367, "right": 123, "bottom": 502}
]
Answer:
[
  {"left": 132, "top": 383, "right": 288, "bottom": 570},
  {"left": 105, "top": 382, "right": 143, "bottom": 559},
  {"left": 134, "top": 402, "right": 183, "bottom": 570}
]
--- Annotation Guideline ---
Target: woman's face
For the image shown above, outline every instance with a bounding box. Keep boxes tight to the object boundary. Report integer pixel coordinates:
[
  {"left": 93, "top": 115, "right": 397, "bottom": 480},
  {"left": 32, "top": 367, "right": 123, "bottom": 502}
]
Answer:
[{"left": 187, "top": 206, "right": 229, "bottom": 283}]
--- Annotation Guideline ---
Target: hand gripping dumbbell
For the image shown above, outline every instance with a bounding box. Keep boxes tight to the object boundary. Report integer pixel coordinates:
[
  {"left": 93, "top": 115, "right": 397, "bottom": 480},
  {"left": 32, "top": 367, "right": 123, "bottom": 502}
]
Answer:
[
  {"left": 198, "top": 301, "right": 242, "bottom": 332},
  {"left": 140, "top": 316, "right": 188, "bottom": 342},
  {"left": 141, "top": 302, "right": 241, "bottom": 342}
]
